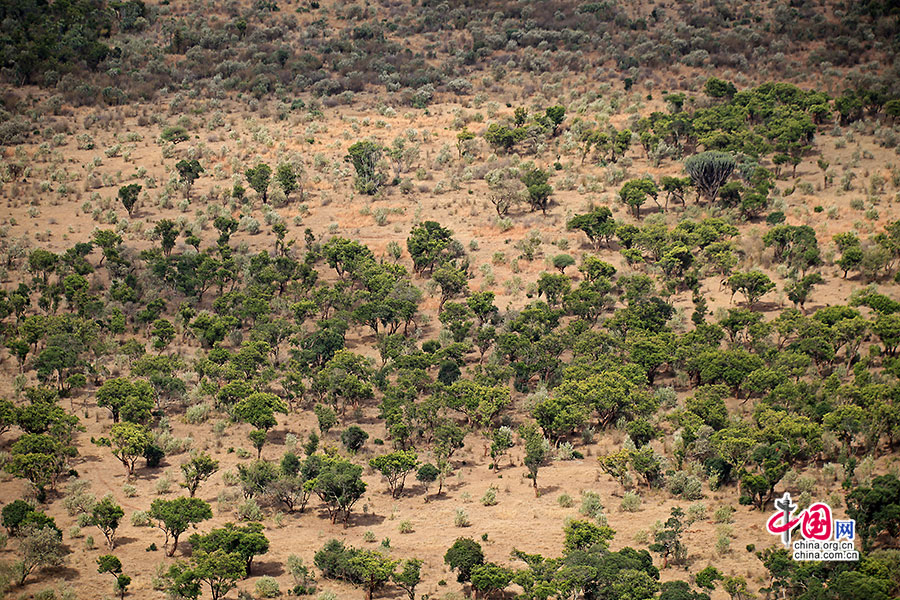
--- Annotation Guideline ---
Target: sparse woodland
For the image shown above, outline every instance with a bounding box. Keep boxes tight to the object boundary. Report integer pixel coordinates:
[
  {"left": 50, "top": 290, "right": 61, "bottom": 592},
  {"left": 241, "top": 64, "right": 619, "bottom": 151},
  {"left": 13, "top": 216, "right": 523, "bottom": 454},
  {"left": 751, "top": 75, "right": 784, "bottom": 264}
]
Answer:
[{"left": 2, "top": 0, "right": 900, "bottom": 599}]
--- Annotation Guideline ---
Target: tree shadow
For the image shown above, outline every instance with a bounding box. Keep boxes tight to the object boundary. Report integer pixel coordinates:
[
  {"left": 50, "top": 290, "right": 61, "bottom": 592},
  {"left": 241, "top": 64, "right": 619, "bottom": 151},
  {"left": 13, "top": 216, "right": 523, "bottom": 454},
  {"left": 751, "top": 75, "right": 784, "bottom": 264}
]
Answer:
[
  {"left": 251, "top": 559, "right": 285, "bottom": 578},
  {"left": 350, "top": 512, "right": 386, "bottom": 527}
]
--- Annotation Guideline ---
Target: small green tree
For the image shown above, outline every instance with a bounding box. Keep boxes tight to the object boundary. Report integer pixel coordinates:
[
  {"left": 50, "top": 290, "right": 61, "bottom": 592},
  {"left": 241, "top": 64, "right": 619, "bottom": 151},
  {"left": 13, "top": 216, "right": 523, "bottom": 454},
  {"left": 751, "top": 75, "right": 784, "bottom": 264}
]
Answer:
[
  {"left": 193, "top": 549, "right": 246, "bottom": 600},
  {"left": 98, "top": 554, "right": 130, "bottom": 599},
  {"left": 649, "top": 507, "right": 687, "bottom": 567},
  {"left": 18, "top": 525, "right": 68, "bottom": 585},
  {"left": 392, "top": 558, "right": 422, "bottom": 600},
  {"left": 96, "top": 422, "right": 152, "bottom": 476},
  {"left": 341, "top": 425, "right": 369, "bottom": 454},
  {"left": 348, "top": 549, "right": 398, "bottom": 600},
  {"left": 181, "top": 452, "right": 219, "bottom": 497},
  {"left": 520, "top": 423, "right": 546, "bottom": 496},
  {"left": 444, "top": 537, "right": 484, "bottom": 583},
  {"left": 619, "top": 178, "right": 659, "bottom": 219},
  {"left": 118, "top": 184, "right": 141, "bottom": 217},
  {"left": 346, "top": 141, "right": 386, "bottom": 195},
  {"left": 175, "top": 159, "right": 204, "bottom": 199},
  {"left": 149, "top": 497, "right": 213, "bottom": 556},
  {"left": 521, "top": 167, "right": 553, "bottom": 214},
  {"left": 245, "top": 163, "right": 272, "bottom": 204},
  {"left": 416, "top": 463, "right": 439, "bottom": 500},
  {"left": 91, "top": 495, "right": 124, "bottom": 549},
  {"left": 370, "top": 450, "right": 418, "bottom": 498}
]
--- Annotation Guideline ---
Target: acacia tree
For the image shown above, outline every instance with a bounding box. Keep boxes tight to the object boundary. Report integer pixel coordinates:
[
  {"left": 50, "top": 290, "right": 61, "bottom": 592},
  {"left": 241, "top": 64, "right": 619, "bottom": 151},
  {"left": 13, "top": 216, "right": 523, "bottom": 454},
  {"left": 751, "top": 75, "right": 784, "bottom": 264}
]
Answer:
[
  {"left": 728, "top": 270, "right": 776, "bottom": 308},
  {"left": 97, "top": 554, "right": 131, "bottom": 600},
  {"left": 520, "top": 423, "right": 546, "bottom": 496},
  {"left": 149, "top": 497, "right": 213, "bottom": 556},
  {"left": 18, "top": 525, "right": 68, "bottom": 585},
  {"left": 684, "top": 151, "right": 735, "bottom": 203}
]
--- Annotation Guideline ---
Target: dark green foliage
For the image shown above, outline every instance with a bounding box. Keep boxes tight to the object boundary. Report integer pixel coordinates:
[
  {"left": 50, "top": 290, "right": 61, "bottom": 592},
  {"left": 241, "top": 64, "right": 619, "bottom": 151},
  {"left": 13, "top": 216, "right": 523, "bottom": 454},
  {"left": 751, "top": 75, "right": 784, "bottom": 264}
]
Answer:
[
  {"left": 189, "top": 522, "right": 269, "bottom": 577},
  {"left": 245, "top": 163, "right": 272, "bottom": 203},
  {"left": 444, "top": 537, "right": 484, "bottom": 582},
  {"left": 341, "top": 425, "right": 369, "bottom": 453},
  {"left": 346, "top": 141, "right": 386, "bottom": 195}
]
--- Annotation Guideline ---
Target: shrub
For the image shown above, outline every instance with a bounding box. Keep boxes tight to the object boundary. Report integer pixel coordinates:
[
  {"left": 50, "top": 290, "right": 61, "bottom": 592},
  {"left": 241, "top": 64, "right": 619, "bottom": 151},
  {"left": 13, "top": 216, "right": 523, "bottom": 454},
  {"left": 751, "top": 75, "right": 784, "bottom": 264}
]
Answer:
[
  {"left": 480, "top": 487, "right": 498, "bottom": 507},
  {"left": 620, "top": 491, "right": 641, "bottom": 512},
  {"left": 130, "top": 511, "right": 152, "bottom": 527},
  {"left": 579, "top": 490, "right": 604, "bottom": 521},
  {"left": 667, "top": 471, "right": 703, "bottom": 500},
  {"left": 558, "top": 494, "right": 574, "bottom": 508},
  {"left": 399, "top": 520, "right": 414, "bottom": 534},
  {"left": 255, "top": 576, "right": 280, "bottom": 598},
  {"left": 237, "top": 498, "right": 264, "bottom": 521},
  {"left": 454, "top": 508, "right": 470, "bottom": 527},
  {"left": 713, "top": 505, "right": 735, "bottom": 524}
]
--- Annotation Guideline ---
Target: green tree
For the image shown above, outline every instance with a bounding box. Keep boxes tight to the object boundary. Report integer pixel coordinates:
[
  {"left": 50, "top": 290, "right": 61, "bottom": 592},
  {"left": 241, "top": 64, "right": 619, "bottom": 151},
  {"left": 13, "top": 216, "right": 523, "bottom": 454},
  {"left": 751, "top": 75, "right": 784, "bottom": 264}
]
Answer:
[
  {"left": 151, "top": 318, "right": 176, "bottom": 352},
  {"left": 118, "top": 184, "right": 141, "bottom": 217},
  {"left": 275, "top": 163, "right": 297, "bottom": 197},
  {"left": 90, "top": 495, "right": 124, "bottom": 549},
  {"left": 545, "top": 105, "right": 566, "bottom": 134},
  {"left": 193, "top": 549, "right": 246, "bottom": 600},
  {"left": 649, "top": 507, "right": 687, "bottom": 567},
  {"left": 471, "top": 562, "right": 515, "bottom": 598},
  {"left": 728, "top": 270, "right": 775, "bottom": 308},
  {"left": 348, "top": 549, "right": 398, "bottom": 600},
  {"left": 233, "top": 392, "right": 288, "bottom": 432},
  {"left": 846, "top": 474, "right": 900, "bottom": 551},
  {"left": 189, "top": 522, "right": 269, "bottom": 577},
  {"left": 18, "top": 524, "right": 68, "bottom": 585},
  {"left": 619, "top": 178, "right": 659, "bottom": 219},
  {"left": 97, "top": 422, "right": 152, "bottom": 476},
  {"left": 521, "top": 422, "right": 547, "bottom": 496},
  {"left": 432, "top": 263, "right": 469, "bottom": 313},
  {"left": 563, "top": 519, "right": 615, "bottom": 552},
  {"left": 392, "top": 558, "right": 422, "bottom": 600},
  {"left": 97, "top": 554, "right": 131, "bottom": 599},
  {"left": 407, "top": 221, "right": 456, "bottom": 275},
  {"left": 175, "top": 159, "right": 204, "bottom": 198},
  {"left": 96, "top": 378, "right": 155, "bottom": 424},
  {"left": 370, "top": 450, "right": 418, "bottom": 498},
  {"left": 310, "top": 455, "right": 367, "bottom": 523},
  {"left": 341, "top": 425, "right": 369, "bottom": 454},
  {"left": 346, "top": 141, "right": 386, "bottom": 195},
  {"left": 416, "top": 463, "right": 439, "bottom": 500},
  {"left": 245, "top": 163, "right": 272, "bottom": 204},
  {"left": 521, "top": 167, "right": 553, "bottom": 214},
  {"left": 181, "top": 452, "right": 219, "bottom": 497},
  {"left": 149, "top": 497, "right": 213, "bottom": 556},
  {"left": 444, "top": 537, "right": 484, "bottom": 582}
]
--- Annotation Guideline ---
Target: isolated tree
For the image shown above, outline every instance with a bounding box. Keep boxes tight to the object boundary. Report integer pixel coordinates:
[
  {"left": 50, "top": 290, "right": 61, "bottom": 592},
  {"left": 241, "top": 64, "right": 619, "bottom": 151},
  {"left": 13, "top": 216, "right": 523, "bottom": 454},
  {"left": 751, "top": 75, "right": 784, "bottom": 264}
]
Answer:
[
  {"left": 97, "top": 422, "right": 152, "bottom": 476},
  {"left": 346, "top": 141, "right": 386, "bottom": 195},
  {"left": 416, "top": 463, "right": 439, "bottom": 500},
  {"left": 704, "top": 76, "right": 737, "bottom": 99},
  {"left": 684, "top": 151, "right": 735, "bottom": 203},
  {"left": 245, "top": 163, "right": 272, "bottom": 203},
  {"left": 153, "top": 219, "right": 178, "bottom": 257},
  {"left": 97, "top": 554, "right": 131, "bottom": 599},
  {"left": 649, "top": 507, "right": 687, "bottom": 567},
  {"left": 490, "top": 426, "right": 514, "bottom": 470},
  {"left": 785, "top": 273, "right": 824, "bottom": 309},
  {"left": 311, "top": 456, "right": 367, "bottom": 523},
  {"left": 314, "top": 404, "right": 338, "bottom": 436},
  {"left": 6, "top": 433, "right": 69, "bottom": 496},
  {"left": 564, "top": 519, "right": 615, "bottom": 552},
  {"left": 567, "top": 207, "right": 616, "bottom": 248},
  {"left": 520, "top": 422, "right": 546, "bottom": 495},
  {"left": 545, "top": 105, "right": 566, "bottom": 135},
  {"left": 370, "top": 450, "right": 418, "bottom": 498},
  {"left": 18, "top": 525, "right": 68, "bottom": 585},
  {"left": 149, "top": 497, "right": 213, "bottom": 556},
  {"left": 91, "top": 495, "right": 124, "bottom": 549},
  {"left": 118, "top": 184, "right": 141, "bottom": 217},
  {"left": 728, "top": 270, "right": 775, "bottom": 308},
  {"left": 175, "top": 159, "right": 204, "bottom": 199},
  {"left": 181, "top": 452, "right": 219, "bottom": 497},
  {"left": 444, "top": 537, "right": 484, "bottom": 583}
]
